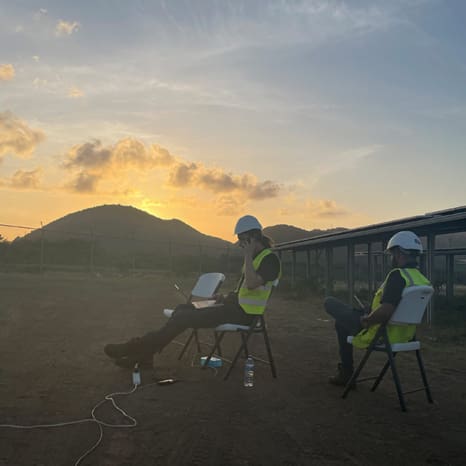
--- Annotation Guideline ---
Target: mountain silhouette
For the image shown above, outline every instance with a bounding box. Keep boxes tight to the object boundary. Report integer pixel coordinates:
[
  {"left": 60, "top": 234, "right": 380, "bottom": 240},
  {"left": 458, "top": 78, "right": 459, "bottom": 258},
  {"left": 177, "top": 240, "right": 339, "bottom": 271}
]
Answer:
[
  {"left": 20, "top": 205, "right": 233, "bottom": 255},
  {"left": 264, "top": 224, "right": 347, "bottom": 244},
  {"left": 19, "top": 204, "right": 349, "bottom": 252}
]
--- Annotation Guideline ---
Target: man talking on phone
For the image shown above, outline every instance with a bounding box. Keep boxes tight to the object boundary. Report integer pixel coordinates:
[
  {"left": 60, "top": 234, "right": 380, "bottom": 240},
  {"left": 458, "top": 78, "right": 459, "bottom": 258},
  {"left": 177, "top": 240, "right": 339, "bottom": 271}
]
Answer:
[
  {"left": 323, "top": 231, "right": 430, "bottom": 387},
  {"left": 104, "top": 215, "right": 281, "bottom": 369}
]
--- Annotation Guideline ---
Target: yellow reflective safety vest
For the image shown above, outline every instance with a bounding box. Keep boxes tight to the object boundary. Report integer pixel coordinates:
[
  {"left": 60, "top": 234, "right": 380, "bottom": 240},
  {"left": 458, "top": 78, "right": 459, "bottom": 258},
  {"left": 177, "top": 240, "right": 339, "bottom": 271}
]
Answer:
[
  {"left": 352, "top": 267, "right": 431, "bottom": 349},
  {"left": 238, "top": 248, "right": 281, "bottom": 315}
]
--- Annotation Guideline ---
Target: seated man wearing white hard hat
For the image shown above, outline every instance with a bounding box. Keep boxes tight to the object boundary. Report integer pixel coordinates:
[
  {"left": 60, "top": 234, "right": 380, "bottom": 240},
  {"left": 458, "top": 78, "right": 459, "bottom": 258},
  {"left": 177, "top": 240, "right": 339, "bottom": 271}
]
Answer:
[
  {"left": 324, "top": 231, "right": 431, "bottom": 387},
  {"left": 104, "top": 215, "right": 281, "bottom": 369}
]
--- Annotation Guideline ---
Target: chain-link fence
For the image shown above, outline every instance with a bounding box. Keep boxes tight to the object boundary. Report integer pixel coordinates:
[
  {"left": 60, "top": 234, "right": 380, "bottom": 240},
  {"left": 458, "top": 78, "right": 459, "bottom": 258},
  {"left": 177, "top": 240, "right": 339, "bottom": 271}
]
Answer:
[{"left": 0, "top": 223, "right": 244, "bottom": 276}]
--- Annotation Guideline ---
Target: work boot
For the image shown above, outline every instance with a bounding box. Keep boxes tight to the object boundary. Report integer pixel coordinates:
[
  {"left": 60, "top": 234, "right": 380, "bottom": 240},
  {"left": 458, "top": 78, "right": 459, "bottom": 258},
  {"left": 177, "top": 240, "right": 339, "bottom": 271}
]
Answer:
[
  {"left": 328, "top": 363, "right": 355, "bottom": 388},
  {"left": 104, "top": 337, "right": 146, "bottom": 360}
]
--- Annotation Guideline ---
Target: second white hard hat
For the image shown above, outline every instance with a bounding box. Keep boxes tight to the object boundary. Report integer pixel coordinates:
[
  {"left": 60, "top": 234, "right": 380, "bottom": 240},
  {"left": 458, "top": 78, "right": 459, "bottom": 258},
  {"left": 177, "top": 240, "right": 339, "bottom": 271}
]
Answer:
[
  {"left": 386, "top": 231, "right": 423, "bottom": 253},
  {"left": 234, "top": 215, "right": 262, "bottom": 235}
]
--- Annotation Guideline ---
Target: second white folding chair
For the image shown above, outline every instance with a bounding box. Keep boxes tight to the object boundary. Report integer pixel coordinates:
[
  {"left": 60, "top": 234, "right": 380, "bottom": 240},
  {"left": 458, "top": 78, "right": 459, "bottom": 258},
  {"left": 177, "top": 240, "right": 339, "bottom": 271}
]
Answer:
[{"left": 342, "top": 285, "right": 434, "bottom": 412}]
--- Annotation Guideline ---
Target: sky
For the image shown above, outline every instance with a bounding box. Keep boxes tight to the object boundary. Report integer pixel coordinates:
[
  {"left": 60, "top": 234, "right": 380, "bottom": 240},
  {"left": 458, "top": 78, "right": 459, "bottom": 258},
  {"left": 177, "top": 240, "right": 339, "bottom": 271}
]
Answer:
[{"left": 1, "top": 0, "right": 466, "bottom": 241}]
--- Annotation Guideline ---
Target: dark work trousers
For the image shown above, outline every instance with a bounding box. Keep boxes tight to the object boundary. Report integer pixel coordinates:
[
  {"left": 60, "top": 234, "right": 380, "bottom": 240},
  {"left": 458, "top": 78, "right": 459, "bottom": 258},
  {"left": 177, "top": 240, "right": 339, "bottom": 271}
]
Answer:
[
  {"left": 140, "top": 303, "right": 254, "bottom": 354},
  {"left": 324, "top": 297, "right": 364, "bottom": 370}
]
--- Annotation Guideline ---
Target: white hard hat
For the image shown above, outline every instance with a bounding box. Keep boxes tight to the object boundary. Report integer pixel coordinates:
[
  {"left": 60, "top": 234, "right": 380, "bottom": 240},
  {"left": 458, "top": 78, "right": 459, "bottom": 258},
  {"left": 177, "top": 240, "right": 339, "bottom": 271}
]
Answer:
[
  {"left": 386, "top": 231, "right": 423, "bottom": 253},
  {"left": 234, "top": 215, "right": 262, "bottom": 235}
]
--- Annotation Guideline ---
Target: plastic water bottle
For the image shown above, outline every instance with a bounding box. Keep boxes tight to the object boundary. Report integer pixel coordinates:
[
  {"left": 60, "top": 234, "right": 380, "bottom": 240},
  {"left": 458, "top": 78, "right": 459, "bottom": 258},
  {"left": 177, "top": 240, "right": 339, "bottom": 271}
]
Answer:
[
  {"left": 243, "top": 356, "right": 255, "bottom": 388},
  {"left": 132, "top": 363, "right": 141, "bottom": 386}
]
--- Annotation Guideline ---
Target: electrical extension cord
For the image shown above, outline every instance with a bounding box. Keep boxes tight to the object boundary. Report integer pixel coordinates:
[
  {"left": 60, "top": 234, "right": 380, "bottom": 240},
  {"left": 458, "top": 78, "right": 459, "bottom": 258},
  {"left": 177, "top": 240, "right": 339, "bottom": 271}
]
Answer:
[
  {"left": 0, "top": 382, "right": 162, "bottom": 466},
  {"left": 0, "top": 339, "right": 226, "bottom": 465}
]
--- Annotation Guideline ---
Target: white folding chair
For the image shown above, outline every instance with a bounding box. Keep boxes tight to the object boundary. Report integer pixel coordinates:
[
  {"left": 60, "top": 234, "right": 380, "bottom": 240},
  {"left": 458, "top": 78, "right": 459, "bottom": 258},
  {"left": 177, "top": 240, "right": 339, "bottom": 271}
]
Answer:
[
  {"left": 201, "top": 279, "right": 279, "bottom": 380},
  {"left": 163, "top": 272, "right": 225, "bottom": 359},
  {"left": 342, "top": 285, "right": 434, "bottom": 411}
]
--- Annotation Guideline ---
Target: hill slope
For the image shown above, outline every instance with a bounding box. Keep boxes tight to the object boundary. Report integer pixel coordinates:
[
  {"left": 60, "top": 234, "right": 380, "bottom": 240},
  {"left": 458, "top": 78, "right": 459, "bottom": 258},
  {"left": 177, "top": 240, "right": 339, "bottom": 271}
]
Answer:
[
  {"left": 19, "top": 204, "right": 349, "bottom": 252},
  {"left": 264, "top": 224, "right": 347, "bottom": 244},
  {"left": 20, "top": 204, "right": 233, "bottom": 253}
]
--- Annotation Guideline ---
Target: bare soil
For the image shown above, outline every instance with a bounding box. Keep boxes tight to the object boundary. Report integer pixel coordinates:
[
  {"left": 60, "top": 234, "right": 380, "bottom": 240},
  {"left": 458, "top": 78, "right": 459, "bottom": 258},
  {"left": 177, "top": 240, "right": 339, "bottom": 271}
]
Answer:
[{"left": 1, "top": 272, "right": 465, "bottom": 466}]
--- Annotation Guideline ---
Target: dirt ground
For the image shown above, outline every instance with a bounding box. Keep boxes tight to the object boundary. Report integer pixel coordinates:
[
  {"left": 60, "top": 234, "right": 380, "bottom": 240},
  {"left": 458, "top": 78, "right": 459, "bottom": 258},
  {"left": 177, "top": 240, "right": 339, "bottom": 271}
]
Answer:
[{"left": 1, "top": 272, "right": 466, "bottom": 466}]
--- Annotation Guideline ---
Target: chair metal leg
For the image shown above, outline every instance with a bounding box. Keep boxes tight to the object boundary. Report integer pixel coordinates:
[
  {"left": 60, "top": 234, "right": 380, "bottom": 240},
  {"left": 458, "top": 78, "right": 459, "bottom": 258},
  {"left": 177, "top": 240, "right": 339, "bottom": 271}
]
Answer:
[
  {"left": 342, "top": 327, "right": 385, "bottom": 399},
  {"left": 178, "top": 330, "right": 195, "bottom": 360},
  {"left": 216, "top": 339, "right": 223, "bottom": 357},
  {"left": 342, "top": 346, "right": 372, "bottom": 399},
  {"left": 224, "top": 342, "right": 246, "bottom": 380},
  {"left": 194, "top": 330, "right": 201, "bottom": 353},
  {"left": 201, "top": 331, "right": 225, "bottom": 370},
  {"left": 386, "top": 347, "right": 407, "bottom": 412},
  {"left": 240, "top": 332, "right": 249, "bottom": 358},
  {"left": 371, "top": 354, "right": 397, "bottom": 392},
  {"left": 224, "top": 327, "right": 255, "bottom": 380},
  {"left": 262, "top": 326, "right": 277, "bottom": 378},
  {"left": 416, "top": 350, "right": 434, "bottom": 403}
]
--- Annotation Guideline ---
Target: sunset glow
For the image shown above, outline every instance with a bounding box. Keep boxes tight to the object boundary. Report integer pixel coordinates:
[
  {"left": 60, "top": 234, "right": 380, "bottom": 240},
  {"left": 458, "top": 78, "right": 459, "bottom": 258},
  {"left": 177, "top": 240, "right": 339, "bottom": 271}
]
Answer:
[{"left": 1, "top": 1, "right": 466, "bottom": 241}]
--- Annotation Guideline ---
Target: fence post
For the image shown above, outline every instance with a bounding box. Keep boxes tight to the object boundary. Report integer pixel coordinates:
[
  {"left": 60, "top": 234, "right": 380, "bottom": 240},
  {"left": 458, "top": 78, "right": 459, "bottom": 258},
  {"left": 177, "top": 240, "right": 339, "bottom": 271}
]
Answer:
[
  {"left": 325, "top": 247, "right": 333, "bottom": 294},
  {"left": 426, "top": 232, "right": 435, "bottom": 325},
  {"left": 367, "top": 242, "right": 373, "bottom": 296},
  {"left": 347, "top": 243, "right": 354, "bottom": 302},
  {"left": 315, "top": 249, "right": 321, "bottom": 288},
  {"left": 446, "top": 253, "right": 455, "bottom": 302},
  {"left": 168, "top": 240, "right": 173, "bottom": 273},
  {"left": 305, "top": 250, "right": 311, "bottom": 281},
  {"left": 40, "top": 222, "right": 44, "bottom": 274},
  {"left": 199, "top": 244, "right": 203, "bottom": 274},
  {"left": 89, "top": 228, "right": 95, "bottom": 273},
  {"left": 131, "top": 233, "right": 136, "bottom": 276}
]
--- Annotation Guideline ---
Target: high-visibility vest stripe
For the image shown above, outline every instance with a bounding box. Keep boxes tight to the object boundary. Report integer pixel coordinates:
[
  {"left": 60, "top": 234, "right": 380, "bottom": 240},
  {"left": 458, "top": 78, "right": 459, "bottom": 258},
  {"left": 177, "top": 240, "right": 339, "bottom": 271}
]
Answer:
[
  {"left": 238, "top": 248, "right": 281, "bottom": 315},
  {"left": 352, "top": 267, "right": 431, "bottom": 349}
]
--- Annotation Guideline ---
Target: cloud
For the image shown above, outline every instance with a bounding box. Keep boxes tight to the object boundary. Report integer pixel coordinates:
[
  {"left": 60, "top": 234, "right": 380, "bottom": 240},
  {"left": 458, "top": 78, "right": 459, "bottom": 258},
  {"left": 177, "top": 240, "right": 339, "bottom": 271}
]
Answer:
[
  {"left": 214, "top": 194, "right": 245, "bottom": 216},
  {"left": 68, "top": 172, "right": 100, "bottom": 193},
  {"left": 278, "top": 196, "right": 347, "bottom": 219},
  {"left": 64, "top": 140, "right": 112, "bottom": 171},
  {"left": 68, "top": 86, "right": 84, "bottom": 98},
  {"left": 56, "top": 20, "right": 80, "bottom": 36},
  {"left": 34, "top": 9, "right": 48, "bottom": 21},
  {"left": 10, "top": 168, "right": 43, "bottom": 189},
  {"left": 65, "top": 138, "right": 175, "bottom": 172},
  {"left": 62, "top": 137, "right": 280, "bottom": 201},
  {"left": 0, "top": 111, "right": 45, "bottom": 160},
  {"left": 33, "top": 77, "right": 48, "bottom": 88},
  {"left": 167, "top": 161, "right": 198, "bottom": 187},
  {"left": 305, "top": 199, "right": 347, "bottom": 218},
  {"left": 309, "top": 144, "right": 383, "bottom": 183},
  {"left": 339, "top": 144, "right": 382, "bottom": 162},
  {"left": 0, "top": 64, "right": 15, "bottom": 81},
  {"left": 167, "top": 161, "right": 281, "bottom": 199},
  {"left": 63, "top": 138, "right": 176, "bottom": 192}
]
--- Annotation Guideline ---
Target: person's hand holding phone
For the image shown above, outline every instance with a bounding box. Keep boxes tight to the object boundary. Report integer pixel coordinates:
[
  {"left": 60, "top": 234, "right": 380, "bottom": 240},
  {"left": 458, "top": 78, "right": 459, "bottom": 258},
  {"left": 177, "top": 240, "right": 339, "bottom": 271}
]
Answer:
[{"left": 242, "top": 237, "right": 255, "bottom": 257}]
